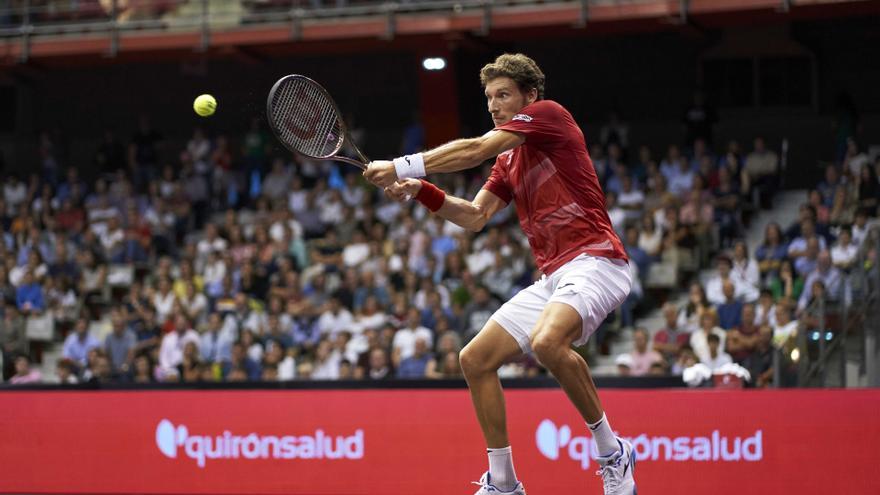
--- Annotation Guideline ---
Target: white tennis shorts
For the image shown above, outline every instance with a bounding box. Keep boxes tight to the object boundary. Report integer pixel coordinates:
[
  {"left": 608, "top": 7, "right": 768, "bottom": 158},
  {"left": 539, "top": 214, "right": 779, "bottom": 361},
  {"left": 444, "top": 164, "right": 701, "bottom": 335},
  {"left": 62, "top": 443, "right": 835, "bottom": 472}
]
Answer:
[{"left": 490, "top": 253, "right": 632, "bottom": 353}]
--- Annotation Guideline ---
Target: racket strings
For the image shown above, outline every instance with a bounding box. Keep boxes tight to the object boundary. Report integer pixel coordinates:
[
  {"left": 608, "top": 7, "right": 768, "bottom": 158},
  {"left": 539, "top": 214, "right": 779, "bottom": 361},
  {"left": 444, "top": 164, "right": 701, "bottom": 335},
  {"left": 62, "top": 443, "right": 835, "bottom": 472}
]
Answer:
[{"left": 271, "top": 78, "right": 344, "bottom": 158}]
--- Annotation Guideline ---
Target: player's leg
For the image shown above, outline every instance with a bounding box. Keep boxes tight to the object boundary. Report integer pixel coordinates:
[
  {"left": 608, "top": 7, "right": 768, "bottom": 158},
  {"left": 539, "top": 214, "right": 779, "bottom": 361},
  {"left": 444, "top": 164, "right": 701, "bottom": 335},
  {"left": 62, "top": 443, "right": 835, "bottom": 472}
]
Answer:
[
  {"left": 529, "top": 256, "right": 636, "bottom": 494},
  {"left": 459, "top": 321, "right": 523, "bottom": 449},
  {"left": 461, "top": 281, "right": 548, "bottom": 495},
  {"left": 460, "top": 322, "right": 526, "bottom": 494},
  {"left": 529, "top": 302, "right": 605, "bottom": 424}
]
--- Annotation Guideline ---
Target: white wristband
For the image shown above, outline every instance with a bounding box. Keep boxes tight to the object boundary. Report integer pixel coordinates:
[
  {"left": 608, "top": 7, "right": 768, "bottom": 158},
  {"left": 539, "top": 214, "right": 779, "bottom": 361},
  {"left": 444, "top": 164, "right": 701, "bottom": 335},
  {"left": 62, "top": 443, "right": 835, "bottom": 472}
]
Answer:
[{"left": 393, "top": 153, "right": 426, "bottom": 180}]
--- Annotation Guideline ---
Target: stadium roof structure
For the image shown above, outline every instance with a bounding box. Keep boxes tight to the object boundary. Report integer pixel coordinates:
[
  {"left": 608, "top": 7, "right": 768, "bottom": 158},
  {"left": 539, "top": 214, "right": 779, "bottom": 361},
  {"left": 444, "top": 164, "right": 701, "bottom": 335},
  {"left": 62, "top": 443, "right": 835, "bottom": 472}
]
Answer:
[{"left": 0, "top": 0, "right": 877, "bottom": 65}]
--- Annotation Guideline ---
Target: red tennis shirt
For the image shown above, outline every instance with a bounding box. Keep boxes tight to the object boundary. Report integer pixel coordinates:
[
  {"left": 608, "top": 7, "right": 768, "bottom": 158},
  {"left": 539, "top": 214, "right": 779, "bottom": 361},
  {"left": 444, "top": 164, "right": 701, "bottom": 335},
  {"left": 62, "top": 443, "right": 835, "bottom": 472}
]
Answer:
[{"left": 483, "top": 100, "right": 627, "bottom": 275}]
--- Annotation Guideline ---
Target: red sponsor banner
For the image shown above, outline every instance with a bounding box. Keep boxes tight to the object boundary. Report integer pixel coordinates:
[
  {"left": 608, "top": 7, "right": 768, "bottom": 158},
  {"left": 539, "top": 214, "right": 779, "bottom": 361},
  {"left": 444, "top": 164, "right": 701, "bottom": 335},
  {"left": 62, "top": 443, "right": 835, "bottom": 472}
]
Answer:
[{"left": 1, "top": 389, "right": 878, "bottom": 494}]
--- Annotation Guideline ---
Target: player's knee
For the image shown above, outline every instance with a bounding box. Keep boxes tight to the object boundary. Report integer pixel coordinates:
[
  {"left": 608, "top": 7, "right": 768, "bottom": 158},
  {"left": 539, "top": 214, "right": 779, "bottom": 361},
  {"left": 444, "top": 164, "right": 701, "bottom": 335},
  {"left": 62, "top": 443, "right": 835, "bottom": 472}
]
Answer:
[
  {"left": 459, "top": 345, "right": 488, "bottom": 378},
  {"left": 531, "top": 331, "right": 566, "bottom": 368}
]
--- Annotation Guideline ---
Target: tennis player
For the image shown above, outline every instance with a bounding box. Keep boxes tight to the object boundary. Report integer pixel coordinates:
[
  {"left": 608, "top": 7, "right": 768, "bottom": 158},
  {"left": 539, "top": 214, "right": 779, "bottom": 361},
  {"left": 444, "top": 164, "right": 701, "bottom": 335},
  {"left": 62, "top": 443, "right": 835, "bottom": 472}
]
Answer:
[{"left": 364, "top": 53, "right": 636, "bottom": 495}]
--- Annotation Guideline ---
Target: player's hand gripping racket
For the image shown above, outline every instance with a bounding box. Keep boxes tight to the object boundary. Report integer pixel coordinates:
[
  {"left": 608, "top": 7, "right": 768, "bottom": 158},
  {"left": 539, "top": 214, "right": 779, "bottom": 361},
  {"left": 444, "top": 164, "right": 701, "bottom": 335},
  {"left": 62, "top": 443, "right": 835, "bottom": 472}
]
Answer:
[{"left": 267, "top": 75, "right": 368, "bottom": 170}]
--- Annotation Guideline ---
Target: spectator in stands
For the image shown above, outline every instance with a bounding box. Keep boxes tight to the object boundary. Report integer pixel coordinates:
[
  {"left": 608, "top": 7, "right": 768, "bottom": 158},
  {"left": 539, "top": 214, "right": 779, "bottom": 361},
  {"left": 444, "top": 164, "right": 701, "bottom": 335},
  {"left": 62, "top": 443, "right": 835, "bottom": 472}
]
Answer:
[
  {"left": 364, "top": 347, "right": 392, "bottom": 380},
  {"left": 716, "top": 281, "right": 743, "bottom": 330},
  {"left": 628, "top": 328, "right": 662, "bottom": 376},
  {"left": 105, "top": 309, "right": 136, "bottom": 374},
  {"left": 690, "top": 309, "right": 726, "bottom": 364},
  {"left": 637, "top": 215, "right": 663, "bottom": 260},
  {"left": 858, "top": 160, "right": 880, "bottom": 215},
  {"left": 726, "top": 304, "right": 761, "bottom": 363},
  {"left": 9, "top": 354, "right": 42, "bottom": 384},
  {"left": 55, "top": 358, "right": 79, "bottom": 384},
  {"left": 623, "top": 226, "right": 651, "bottom": 287},
  {"left": 701, "top": 333, "right": 732, "bottom": 371},
  {"left": 798, "top": 251, "right": 842, "bottom": 312},
  {"left": 706, "top": 256, "right": 758, "bottom": 305},
  {"left": 718, "top": 170, "right": 744, "bottom": 242},
  {"left": 15, "top": 270, "right": 44, "bottom": 314},
  {"left": 130, "top": 354, "right": 156, "bottom": 383},
  {"left": 679, "top": 282, "right": 711, "bottom": 332},
  {"left": 62, "top": 317, "right": 100, "bottom": 370},
  {"left": 652, "top": 303, "right": 690, "bottom": 364},
  {"left": 731, "top": 240, "right": 760, "bottom": 290},
  {"left": 460, "top": 285, "right": 499, "bottom": 339},
  {"left": 754, "top": 289, "right": 778, "bottom": 328},
  {"left": 808, "top": 190, "right": 831, "bottom": 226},
  {"left": 615, "top": 354, "right": 633, "bottom": 377},
  {"left": 743, "top": 137, "right": 779, "bottom": 209},
  {"left": 852, "top": 208, "right": 873, "bottom": 247},
  {"left": 769, "top": 260, "right": 804, "bottom": 304},
  {"left": 671, "top": 346, "right": 698, "bottom": 375},
  {"left": 755, "top": 222, "right": 788, "bottom": 281},
  {"left": 311, "top": 339, "right": 341, "bottom": 380},
  {"left": 817, "top": 165, "right": 842, "bottom": 208},
  {"left": 396, "top": 337, "right": 431, "bottom": 379},
  {"left": 158, "top": 314, "right": 199, "bottom": 376},
  {"left": 222, "top": 341, "right": 261, "bottom": 381},
  {"left": 392, "top": 307, "right": 433, "bottom": 368},
  {"left": 199, "top": 312, "right": 233, "bottom": 364},
  {"left": 316, "top": 295, "right": 353, "bottom": 339},
  {"left": 793, "top": 237, "right": 821, "bottom": 277},
  {"left": 772, "top": 300, "right": 799, "bottom": 348},
  {"left": 831, "top": 226, "right": 859, "bottom": 271},
  {"left": 1, "top": 305, "right": 27, "bottom": 380},
  {"left": 743, "top": 326, "right": 775, "bottom": 388}
]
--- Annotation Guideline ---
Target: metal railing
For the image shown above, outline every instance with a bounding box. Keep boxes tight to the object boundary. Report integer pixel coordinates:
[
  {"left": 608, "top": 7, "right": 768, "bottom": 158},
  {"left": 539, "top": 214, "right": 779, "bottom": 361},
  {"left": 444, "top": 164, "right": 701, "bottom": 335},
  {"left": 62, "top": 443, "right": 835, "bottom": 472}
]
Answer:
[{"left": 779, "top": 224, "right": 880, "bottom": 388}]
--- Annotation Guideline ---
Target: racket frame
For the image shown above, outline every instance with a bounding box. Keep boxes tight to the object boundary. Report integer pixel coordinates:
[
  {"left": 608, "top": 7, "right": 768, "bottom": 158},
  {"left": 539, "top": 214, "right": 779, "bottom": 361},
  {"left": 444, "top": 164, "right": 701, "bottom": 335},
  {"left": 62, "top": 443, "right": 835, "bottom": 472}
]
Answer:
[{"left": 267, "top": 74, "right": 369, "bottom": 170}]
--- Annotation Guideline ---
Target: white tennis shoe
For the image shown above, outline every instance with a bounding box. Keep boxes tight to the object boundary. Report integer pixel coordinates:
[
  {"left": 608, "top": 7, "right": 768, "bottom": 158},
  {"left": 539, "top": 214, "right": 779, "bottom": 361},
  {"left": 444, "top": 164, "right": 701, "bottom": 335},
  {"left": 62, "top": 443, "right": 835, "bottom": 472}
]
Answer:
[
  {"left": 596, "top": 437, "right": 637, "bottom": 495},
  {"left": 472, "top": 472, "right": 526, "bottom": 495}
]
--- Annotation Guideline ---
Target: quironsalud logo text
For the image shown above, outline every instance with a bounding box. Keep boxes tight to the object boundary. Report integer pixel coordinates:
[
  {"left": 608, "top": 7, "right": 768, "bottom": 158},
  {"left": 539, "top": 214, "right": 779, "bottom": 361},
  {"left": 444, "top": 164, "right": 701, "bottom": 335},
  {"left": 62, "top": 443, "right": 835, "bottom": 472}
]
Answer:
[
  {"left": 155, "top": 419, "right": 364, "bottom": 468},
  {"left": 535, "top": 419, "right": 762, "bottom": 470}
]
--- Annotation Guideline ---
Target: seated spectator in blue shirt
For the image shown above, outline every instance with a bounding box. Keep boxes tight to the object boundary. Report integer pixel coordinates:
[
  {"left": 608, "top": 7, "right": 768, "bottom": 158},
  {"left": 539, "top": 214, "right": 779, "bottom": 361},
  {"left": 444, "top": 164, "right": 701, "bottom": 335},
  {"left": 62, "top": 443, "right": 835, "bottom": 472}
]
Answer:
[
  {"left": 199, "top": 312, "right": 233, "bottom": 364},
  {"left": 396, "top": 338, "right": 432, "bottom": 378},
  {"left": 716, "top": 281, "right": 744, "bottom": 330},
  {"left": 755, "top": 222, "right": 788, "bottom": 281},
  {"left": 623, "top": 226, "right": 651, "bottom": 286},
  {"left": 15, "top": 271, "right": 44, "bottom": 314},
  {"left": 62, "top": 317, "right": 101, "bottom": 370},
  {"left": 222, "top": 341, "right": 261, "bottom": 381}
]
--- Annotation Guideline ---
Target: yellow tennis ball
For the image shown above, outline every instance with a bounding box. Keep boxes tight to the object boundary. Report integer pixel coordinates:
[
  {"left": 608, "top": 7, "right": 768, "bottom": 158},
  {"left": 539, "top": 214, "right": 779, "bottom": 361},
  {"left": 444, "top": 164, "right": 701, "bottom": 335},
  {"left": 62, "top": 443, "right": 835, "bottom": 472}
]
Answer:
[{"left": 193, "top": 94, "right": 217, "bottom": 117}]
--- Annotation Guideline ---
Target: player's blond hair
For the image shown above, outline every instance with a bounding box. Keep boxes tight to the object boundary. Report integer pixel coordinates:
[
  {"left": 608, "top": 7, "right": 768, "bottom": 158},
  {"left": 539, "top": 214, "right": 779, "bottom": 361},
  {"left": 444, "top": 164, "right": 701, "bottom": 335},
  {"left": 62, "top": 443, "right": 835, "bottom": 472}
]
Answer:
[{"left": 480, "top": 53, "right": 545, "bottom": 100}]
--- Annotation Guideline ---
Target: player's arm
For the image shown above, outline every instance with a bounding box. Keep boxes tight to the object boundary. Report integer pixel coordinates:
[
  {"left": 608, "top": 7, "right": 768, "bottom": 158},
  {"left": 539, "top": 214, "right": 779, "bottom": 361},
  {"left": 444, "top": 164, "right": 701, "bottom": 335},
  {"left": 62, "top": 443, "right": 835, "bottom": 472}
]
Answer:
[
  {"left": 386, "top": 179, "right": 507, "bottom": 232},
  {"left": 364, "top": 130, "right": 523, "bottom": 188}
]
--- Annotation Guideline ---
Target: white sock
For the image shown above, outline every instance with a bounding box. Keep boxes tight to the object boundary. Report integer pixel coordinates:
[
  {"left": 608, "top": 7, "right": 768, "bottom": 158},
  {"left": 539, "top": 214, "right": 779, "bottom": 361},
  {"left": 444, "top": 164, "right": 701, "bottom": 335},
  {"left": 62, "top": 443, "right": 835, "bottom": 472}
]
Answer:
[
  {"left": 487, "top": 446, "right": 517, "bottom": 491},
  {"left": 587, "top": 413, "right": 620, "bottom": 457}
]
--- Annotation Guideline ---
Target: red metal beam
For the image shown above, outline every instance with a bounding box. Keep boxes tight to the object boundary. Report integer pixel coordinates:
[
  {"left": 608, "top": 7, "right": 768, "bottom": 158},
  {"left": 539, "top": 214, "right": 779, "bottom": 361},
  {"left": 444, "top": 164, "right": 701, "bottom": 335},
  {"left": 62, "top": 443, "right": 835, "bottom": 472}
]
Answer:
[{"left": 1, "top": 0, "right": 877, "bottom": 65}]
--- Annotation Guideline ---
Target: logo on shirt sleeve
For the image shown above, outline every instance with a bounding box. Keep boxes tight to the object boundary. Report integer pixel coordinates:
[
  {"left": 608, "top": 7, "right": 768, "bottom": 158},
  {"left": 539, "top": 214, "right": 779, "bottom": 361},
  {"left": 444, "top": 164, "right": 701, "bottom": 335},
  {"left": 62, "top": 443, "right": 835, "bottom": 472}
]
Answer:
[{"left": 512, "top": 114, "right": 533, "bottom": 122}]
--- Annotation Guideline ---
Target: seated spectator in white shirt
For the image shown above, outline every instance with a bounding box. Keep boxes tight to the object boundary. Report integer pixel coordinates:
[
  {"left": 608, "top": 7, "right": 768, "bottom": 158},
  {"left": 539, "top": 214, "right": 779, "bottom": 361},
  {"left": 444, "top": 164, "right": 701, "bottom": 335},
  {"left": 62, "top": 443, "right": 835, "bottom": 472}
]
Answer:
[
  {"left": 62, "top": 317, "right": 101, "bottom": 369},
  {"left": 605, "top": 191, "right": 626, "bottom": 235},
  {"left": 706, "top": 256, "right": 759, "bottom": 305},
  {"left": 702, "top": 333, "right": 733, "bottom": 371},
  {"left": 690, "top": 309, "right": 726, "bottom": 364},
  {"left": 628, "top": 328, "right": 663, "bottom": 376},
  {"left": 311, "top": 339, "right": 342, "bottom": 380},
  {"left": 392, "top": 307, "right": 433, "bottom": 368},
  {"left": 317, "top": 296, "right": 354, "bottom": 339},
  {"left": 830, "top": 227, "right": 858, "bottom": 271},
  {"left": 772, "top": 301, "right": 799, "bottom": 348},
  {"left": 617, "top": 175, "right": 645, "bottom": 222},
  {"left": 731, "top": 240, "right": 760, "bottom": 290},
  {"left": 158, "top": 314, "right": 200, "bottom": 375}
]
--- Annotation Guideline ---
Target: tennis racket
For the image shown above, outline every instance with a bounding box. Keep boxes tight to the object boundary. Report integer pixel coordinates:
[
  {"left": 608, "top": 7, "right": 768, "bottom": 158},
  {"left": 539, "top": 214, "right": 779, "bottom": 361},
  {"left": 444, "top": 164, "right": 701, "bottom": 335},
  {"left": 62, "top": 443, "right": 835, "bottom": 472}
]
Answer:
[{"left": 266, "top": 75, "right": 368, "bottom": 170}]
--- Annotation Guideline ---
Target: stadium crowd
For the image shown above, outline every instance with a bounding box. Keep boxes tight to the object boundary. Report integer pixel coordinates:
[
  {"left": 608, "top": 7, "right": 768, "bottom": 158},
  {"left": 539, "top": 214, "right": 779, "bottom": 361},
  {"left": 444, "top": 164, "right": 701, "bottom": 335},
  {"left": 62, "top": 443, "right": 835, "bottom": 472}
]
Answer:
[{"left": 0, "top": 109, "right": 877, "bottom": 388}]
